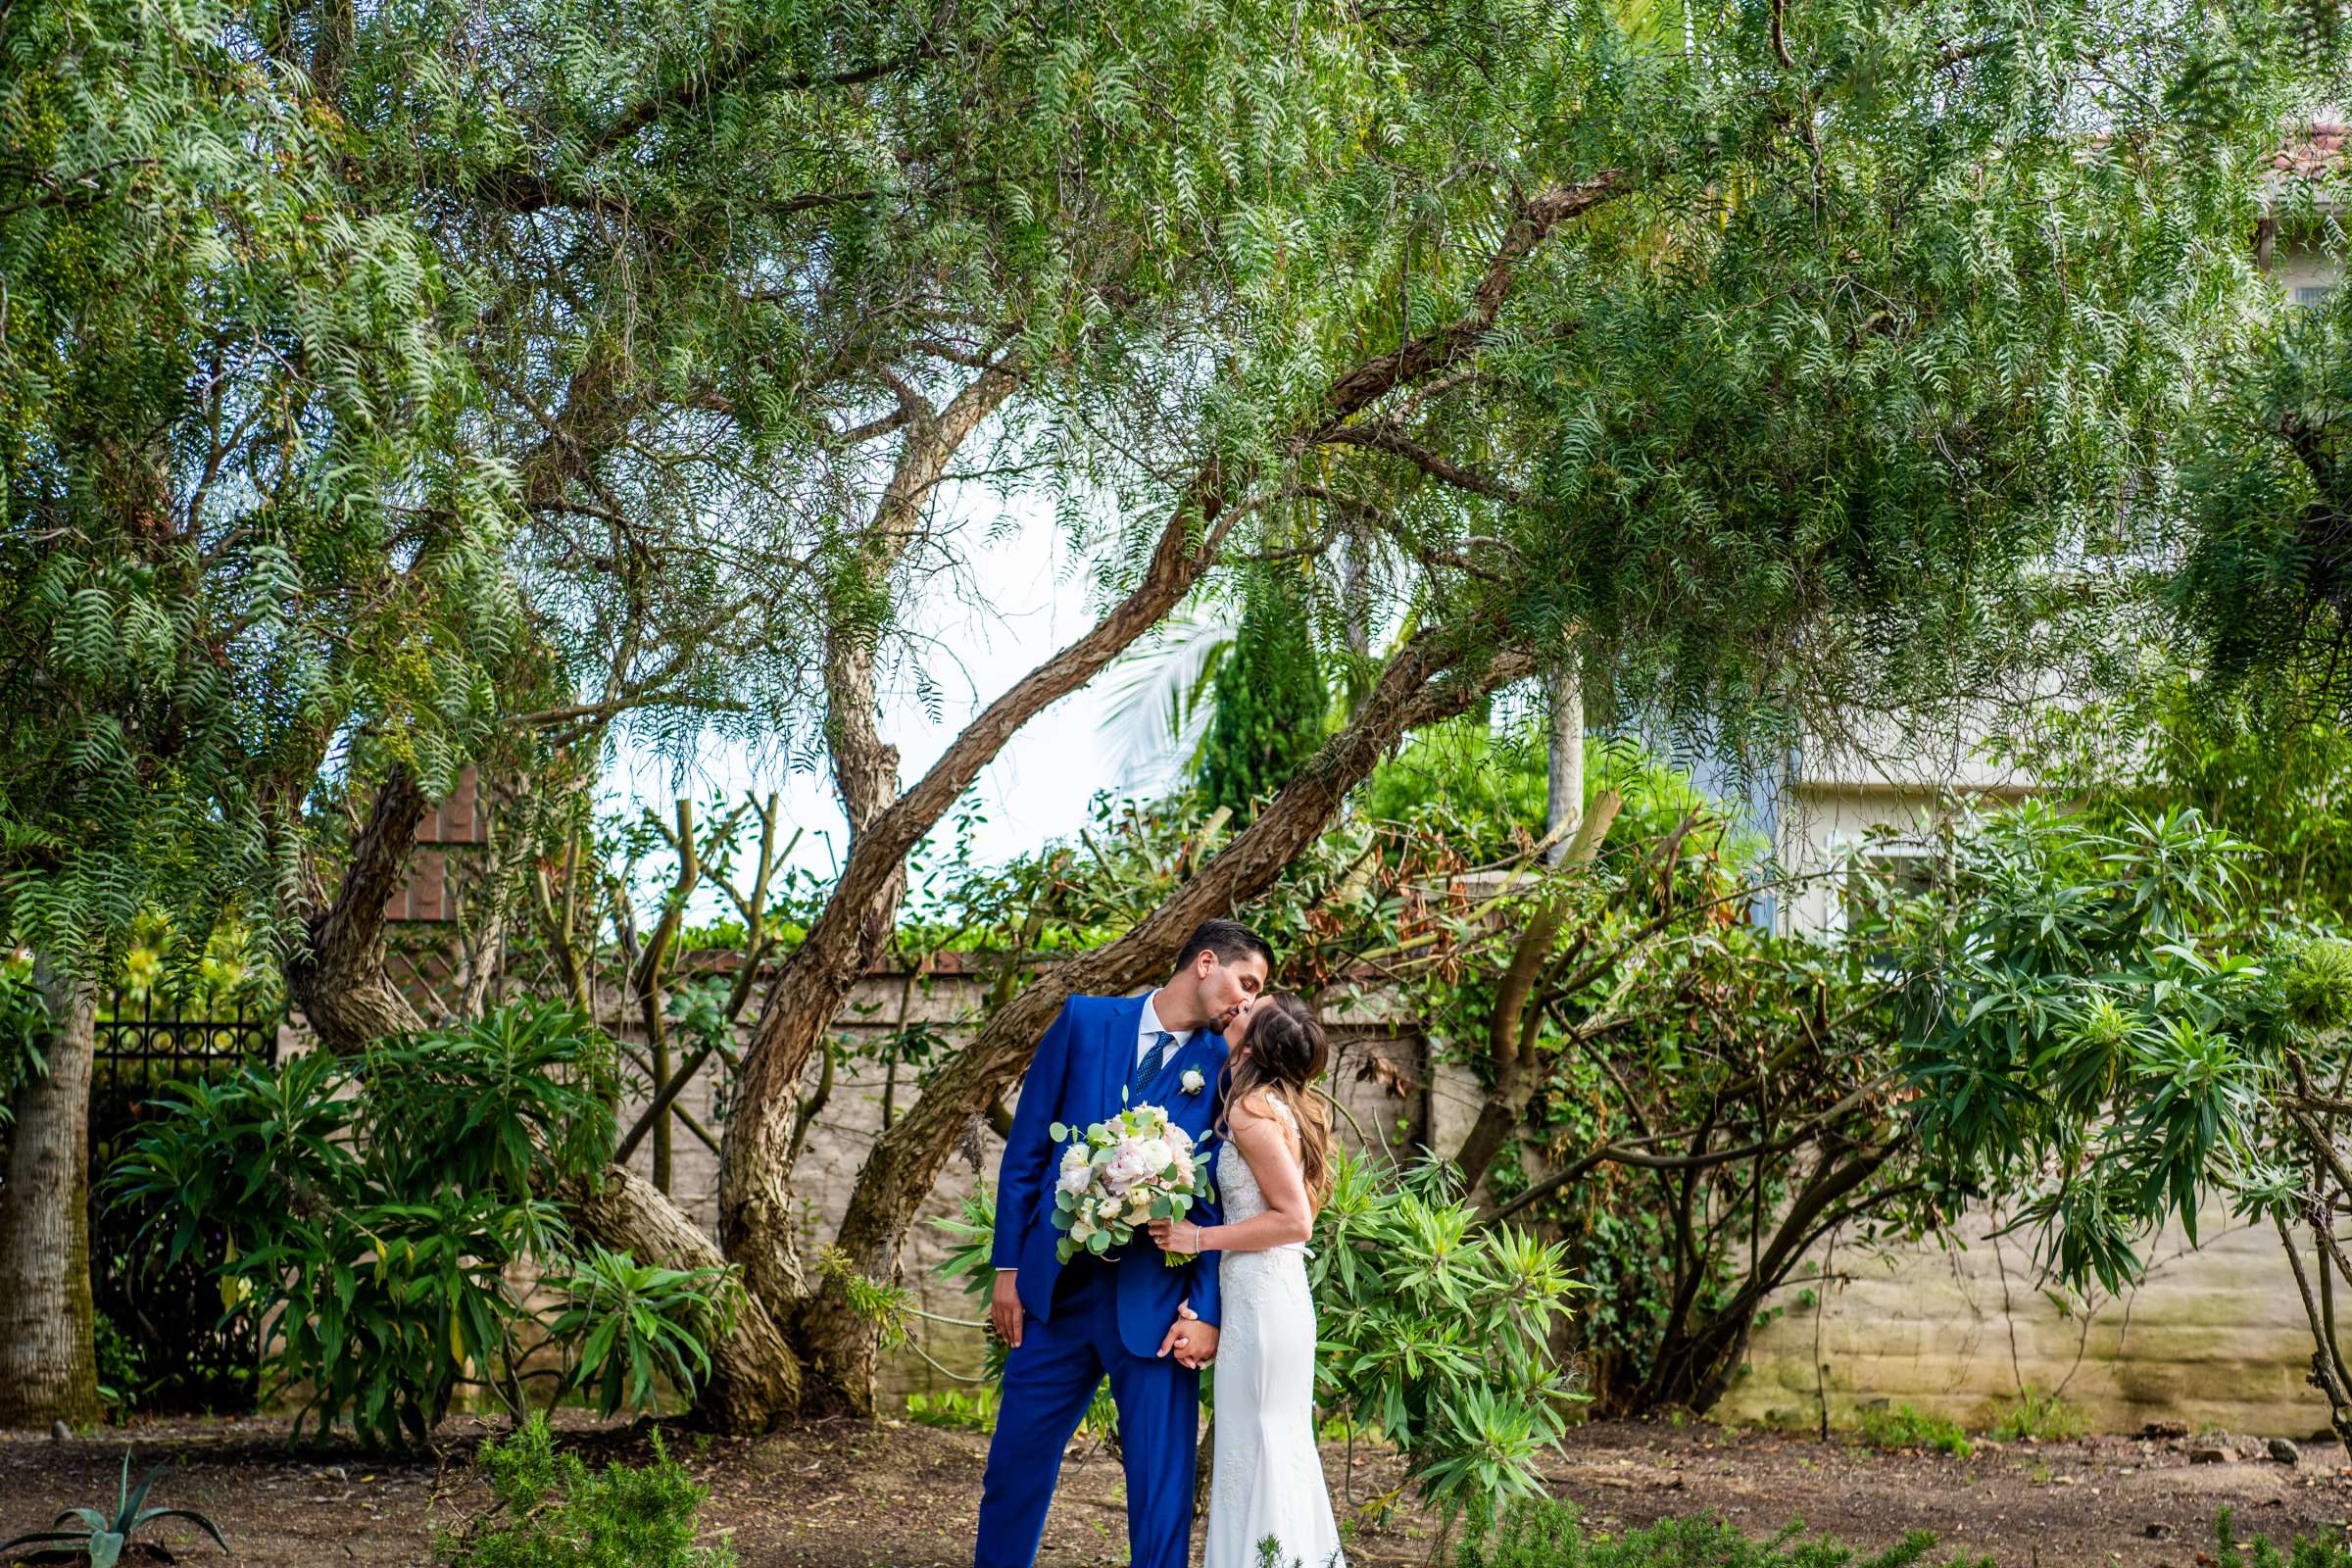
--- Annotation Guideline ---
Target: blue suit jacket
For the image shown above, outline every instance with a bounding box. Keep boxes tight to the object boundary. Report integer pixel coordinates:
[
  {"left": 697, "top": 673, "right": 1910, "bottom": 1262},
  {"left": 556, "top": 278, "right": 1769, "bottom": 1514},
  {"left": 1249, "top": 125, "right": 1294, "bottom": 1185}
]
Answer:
[{"left": 991, "top": 993, "right": 1226, "bottom": 1357}]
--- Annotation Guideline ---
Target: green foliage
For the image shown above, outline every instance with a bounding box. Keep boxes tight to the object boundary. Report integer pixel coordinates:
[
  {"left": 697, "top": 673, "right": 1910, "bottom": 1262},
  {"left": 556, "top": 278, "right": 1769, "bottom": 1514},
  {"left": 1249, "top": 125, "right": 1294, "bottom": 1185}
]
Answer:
[
  {"left": 0, "top": 948, "right": 47, "bottom": 1124},
  {"left": 441, "top": 1415, "right": 733, "bottom": 1568},
  {"left": 2017, "top": 674, "right": 2352, "bottom": 924},
  {"left": 906, "top": 1387, "right": 999, "bottom": 1433},
  {"left": 109, "top": 1003, "right": 736, "bottom": 1447},
  {"left": 1850, "top": 1405, "right": 1972, "bottom": 1458},
  {"left": 1310, "top": 1155, "right": 1584, "bottom": 1512},
  {"left": 1893, "top": 806, "right": 2282, "bottom": 1291},
  {"left": 1449, "top": 1494, "right": 1992, "bottom": 1568},
  {"left": 542, "top": 1249, "right": 735, "bottom": 1422},
  {"left": 0, "top": 1448, "right": 226, "bottom": 1568},
  {"left": 2172, "top": 278, "right": 2352, "bottom": 726},
  {"left": 1985, "top": 1386, "right": 2088, "bottom": 1444},
  {"left": 90, "top": 1311, "right": 152, "bottom": 1424},
  {"left": 0, "top": 0, "right": 518, "bottom": 981},
  {"left": 1355, "top": 723, "right": 1757, "bottom": 867},
  {"left": 1198, "top": 568, "right": 1329, "bottom": 818},
  {"left": 2216, "top": 1504, "right": 2352, "bottom": 1567}
]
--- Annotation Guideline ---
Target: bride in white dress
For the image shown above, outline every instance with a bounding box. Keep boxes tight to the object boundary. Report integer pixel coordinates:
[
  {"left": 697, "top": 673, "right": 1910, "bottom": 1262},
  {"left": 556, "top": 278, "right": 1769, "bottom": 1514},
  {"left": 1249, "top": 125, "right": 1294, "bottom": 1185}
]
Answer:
[{"left": 1149, "top": 993, "right": 1345, "bottom": 1568}]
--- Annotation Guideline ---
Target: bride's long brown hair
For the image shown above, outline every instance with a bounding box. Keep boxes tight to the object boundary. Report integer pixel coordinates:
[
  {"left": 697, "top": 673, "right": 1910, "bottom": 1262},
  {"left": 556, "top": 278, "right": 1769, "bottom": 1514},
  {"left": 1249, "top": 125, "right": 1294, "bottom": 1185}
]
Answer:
[{"left": 1215, "top": 992, "right": 1337, "bottom": 1204}]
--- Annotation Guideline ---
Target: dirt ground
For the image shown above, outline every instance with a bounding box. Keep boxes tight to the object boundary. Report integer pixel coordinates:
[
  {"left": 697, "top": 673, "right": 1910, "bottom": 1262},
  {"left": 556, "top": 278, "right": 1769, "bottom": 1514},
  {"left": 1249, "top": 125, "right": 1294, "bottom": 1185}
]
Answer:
[{"left": 4, "top": 1412, "right": 2349, "bottom": 1567}]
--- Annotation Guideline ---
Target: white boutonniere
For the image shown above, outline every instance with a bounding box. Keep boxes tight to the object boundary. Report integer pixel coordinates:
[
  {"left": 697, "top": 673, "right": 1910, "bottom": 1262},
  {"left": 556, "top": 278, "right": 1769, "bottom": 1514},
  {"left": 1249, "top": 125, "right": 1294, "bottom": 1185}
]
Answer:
[{"left": 1180, "top": 1068, "right": 1206, "bottom": 1096}]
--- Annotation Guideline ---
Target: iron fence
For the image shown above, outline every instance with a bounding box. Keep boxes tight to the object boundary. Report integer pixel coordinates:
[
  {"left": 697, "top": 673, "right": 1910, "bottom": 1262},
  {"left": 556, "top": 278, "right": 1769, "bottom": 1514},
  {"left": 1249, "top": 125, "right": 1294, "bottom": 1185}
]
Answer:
[{"left": 88, "top": 988, "right": 281, "bottom": 1414}]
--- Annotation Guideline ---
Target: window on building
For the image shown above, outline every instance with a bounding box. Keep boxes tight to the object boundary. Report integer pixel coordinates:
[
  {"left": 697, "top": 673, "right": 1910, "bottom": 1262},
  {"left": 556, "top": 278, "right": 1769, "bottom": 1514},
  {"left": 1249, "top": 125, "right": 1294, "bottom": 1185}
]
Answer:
[
  {"left": 2296, "top": 282, "right": 2338, "bottom": 307},
  {"left": 1838, "top": 837, "right": 1940, "bottom": 962}
]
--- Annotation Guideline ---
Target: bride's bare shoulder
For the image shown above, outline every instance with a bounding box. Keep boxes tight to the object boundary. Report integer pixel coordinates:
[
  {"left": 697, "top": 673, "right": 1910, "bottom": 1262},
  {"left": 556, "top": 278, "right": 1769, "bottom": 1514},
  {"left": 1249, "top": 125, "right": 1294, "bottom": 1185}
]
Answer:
[{"left": 1227, "top": 1089, "right": 1279, "bottom": 1126}]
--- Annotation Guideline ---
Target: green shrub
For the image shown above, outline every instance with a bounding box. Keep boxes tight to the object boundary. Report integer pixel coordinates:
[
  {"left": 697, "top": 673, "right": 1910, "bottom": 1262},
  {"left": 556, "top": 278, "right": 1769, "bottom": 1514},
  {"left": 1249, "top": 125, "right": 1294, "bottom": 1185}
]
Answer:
[
  {"left": 440, "top": 1414, "right": 732, "bottom": 1568},
  {"left": 906, "top": 1387, "right": 998, "bottom": 1432},
  {"left": 1850, "top": 1405, "right": 1972, "bottom": 1458},
  {"left": 111, "top": 1002, "right": 737, "bottom": 1446},
  {"left": 2217, "top": 1505, "right": 2352, "bottom": 1567},
  {"left": 1446, "top": 1494, "right": 1994, "bottom": 1567},
  {"left": 1985, "top": 1386, "right": 2087, "bottom": 1443},
  {"left": 1310, "top": 1154, "right": 1584, "bottom": 1512}
]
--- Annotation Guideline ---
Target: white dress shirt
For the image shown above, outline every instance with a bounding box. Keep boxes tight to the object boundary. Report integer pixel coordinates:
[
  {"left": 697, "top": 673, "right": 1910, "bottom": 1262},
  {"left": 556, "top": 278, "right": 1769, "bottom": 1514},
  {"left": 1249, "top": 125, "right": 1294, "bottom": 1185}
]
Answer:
[{"left": 1136, "top": 990, "right": 1196, "bottom": 1066}]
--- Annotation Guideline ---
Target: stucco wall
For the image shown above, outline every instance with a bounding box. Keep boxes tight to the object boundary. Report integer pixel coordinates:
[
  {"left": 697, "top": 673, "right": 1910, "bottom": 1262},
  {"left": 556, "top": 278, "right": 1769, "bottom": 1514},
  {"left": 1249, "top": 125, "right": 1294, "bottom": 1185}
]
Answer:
[{"left": 1719, "top": 1206, "right": 2325, "bottom": 1439}]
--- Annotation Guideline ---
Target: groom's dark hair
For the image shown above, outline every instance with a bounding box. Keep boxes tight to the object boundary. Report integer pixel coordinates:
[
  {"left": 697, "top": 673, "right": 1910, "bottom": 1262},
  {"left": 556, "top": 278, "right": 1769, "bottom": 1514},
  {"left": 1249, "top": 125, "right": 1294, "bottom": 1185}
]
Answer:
[{"left": 1173, "top": 918, "right": 1275, "bottom": 975}]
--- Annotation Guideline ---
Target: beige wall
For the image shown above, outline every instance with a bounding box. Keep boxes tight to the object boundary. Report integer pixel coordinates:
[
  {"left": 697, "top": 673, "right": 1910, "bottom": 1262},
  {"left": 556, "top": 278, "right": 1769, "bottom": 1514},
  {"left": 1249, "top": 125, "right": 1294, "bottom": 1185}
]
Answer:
[{"left": 1722, "top": 1204, "right": 2326, "bottom": 1438}]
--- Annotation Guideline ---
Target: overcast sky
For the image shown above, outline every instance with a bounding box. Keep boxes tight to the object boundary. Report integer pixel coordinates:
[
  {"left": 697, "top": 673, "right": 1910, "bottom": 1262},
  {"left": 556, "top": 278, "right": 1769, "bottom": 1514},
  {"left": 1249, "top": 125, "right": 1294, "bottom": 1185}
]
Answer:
[{"left": 602, "top": 490, "right": 1146, "bottom": 917}]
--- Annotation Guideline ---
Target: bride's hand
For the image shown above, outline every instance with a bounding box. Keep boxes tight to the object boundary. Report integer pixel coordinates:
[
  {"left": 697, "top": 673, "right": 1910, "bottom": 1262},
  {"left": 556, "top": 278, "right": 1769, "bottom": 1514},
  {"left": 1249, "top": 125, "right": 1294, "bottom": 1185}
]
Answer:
[{"left": 1148, "top": 1218, "right": 1202, "bottom": 1252}]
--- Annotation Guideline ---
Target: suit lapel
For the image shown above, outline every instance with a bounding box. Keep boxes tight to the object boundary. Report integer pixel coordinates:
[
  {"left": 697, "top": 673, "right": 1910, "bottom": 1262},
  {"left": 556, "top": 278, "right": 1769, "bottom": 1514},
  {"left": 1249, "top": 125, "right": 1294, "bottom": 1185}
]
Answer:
[{"left": 1100, "top": 994, "right": 1145, "bottom": 1117}]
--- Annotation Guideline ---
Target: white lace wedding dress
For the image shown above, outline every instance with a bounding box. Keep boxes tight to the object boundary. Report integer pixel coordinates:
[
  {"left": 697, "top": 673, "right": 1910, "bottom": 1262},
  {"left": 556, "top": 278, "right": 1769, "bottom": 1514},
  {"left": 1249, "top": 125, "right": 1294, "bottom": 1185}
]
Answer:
[{"left": 1205, "top": 1095, "right": 1345, "bottom": 1568}]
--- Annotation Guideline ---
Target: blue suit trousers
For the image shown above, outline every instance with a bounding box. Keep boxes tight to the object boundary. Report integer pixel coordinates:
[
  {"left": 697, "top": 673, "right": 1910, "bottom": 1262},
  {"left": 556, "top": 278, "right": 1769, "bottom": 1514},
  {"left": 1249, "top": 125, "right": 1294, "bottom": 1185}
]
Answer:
[{"left": 974, "top": 1257, "right": 1200, "bottom": 1568}]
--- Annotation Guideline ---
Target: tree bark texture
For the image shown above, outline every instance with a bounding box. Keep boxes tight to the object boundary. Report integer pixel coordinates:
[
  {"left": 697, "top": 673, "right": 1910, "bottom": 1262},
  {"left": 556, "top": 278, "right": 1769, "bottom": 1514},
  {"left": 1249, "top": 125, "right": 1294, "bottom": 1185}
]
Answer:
[
  {"left": 717, "top": 436, "right": 1231, "bottom": 1310},
  {"left": 1545, "top": 657, "right": 1584, "bottom": 864},
  {"left": 0, "top": 960, "right": 101, "bottom": 1428},
  {"left": 1448, "top": 788, "right": 1622, "bottom": 1197},
  {"left": 285, "top": 766, "right": 430, "bottom": 1053}
]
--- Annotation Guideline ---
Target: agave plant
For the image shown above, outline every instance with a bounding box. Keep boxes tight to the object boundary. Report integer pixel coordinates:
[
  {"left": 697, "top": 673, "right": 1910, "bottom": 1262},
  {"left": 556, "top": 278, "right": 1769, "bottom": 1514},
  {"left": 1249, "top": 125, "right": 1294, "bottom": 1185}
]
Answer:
[{"left": 0, "top": 1450, "right": 227, "bottom": 1567}]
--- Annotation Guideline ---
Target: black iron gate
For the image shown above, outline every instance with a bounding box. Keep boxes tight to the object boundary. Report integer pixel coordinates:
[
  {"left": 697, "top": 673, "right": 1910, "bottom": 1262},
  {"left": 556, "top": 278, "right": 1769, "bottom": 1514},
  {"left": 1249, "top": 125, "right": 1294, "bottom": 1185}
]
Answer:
[{"left": 89, "top": 990, "right": 279, "bottom": 1414}]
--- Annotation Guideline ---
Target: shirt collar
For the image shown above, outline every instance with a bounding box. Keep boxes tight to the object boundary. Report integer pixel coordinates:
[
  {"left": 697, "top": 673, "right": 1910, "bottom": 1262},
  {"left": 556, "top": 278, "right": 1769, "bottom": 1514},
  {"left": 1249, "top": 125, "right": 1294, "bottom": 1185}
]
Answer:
[{"left": 1140, "top": 990, "right": 1194, "bottom": 1047}]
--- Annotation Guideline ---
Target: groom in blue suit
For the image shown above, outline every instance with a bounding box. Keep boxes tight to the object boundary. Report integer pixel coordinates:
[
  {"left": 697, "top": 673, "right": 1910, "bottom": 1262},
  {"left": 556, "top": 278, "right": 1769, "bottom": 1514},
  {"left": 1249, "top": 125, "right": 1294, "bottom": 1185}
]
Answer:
[{"left": 975, "top": 918, "right": 1275, "bottom": 1568}]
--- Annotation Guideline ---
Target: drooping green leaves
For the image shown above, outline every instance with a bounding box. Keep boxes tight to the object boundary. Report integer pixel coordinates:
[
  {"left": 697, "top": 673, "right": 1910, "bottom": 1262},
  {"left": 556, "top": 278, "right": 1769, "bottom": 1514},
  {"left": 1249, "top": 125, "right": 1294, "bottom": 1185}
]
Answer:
[{"left": 106, "top": 1001, "right": 726, "bottom": 1447}]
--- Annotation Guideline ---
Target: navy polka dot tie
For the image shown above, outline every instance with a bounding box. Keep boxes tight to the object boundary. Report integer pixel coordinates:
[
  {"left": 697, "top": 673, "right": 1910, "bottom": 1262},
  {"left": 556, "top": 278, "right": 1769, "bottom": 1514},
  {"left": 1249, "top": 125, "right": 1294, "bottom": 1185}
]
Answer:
[{"left": 1137, "top": 1029, "right": 1175, "bottom": 1087}]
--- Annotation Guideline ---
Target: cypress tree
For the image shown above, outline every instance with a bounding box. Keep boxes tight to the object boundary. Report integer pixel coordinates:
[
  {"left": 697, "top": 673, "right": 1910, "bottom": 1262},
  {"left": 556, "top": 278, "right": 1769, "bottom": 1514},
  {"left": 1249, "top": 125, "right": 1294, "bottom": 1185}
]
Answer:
[{"left": 1197, "top": 570, "right": 1327, "bottom": 817}]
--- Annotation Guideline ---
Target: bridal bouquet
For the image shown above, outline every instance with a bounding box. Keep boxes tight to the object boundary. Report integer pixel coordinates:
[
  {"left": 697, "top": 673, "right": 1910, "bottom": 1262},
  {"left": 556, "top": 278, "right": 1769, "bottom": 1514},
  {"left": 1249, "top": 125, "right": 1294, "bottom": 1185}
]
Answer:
[{"left": 1048, "top": 1104, "right": 1210, "bottom": 1267}]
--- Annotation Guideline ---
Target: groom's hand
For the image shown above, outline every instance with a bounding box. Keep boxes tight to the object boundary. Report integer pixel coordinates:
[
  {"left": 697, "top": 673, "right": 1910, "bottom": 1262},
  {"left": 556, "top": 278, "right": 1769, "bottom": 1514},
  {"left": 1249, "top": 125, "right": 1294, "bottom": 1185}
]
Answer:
[
  {"left": 1157, "top": 1301, "right": 1218, "bottom": 1368},
  {"left": 991, "top": 1270, "right": 1025, "bottom": 1348},
  {"left": 1163, "top": 1318, "right": 1219, "bottom": 1369}
]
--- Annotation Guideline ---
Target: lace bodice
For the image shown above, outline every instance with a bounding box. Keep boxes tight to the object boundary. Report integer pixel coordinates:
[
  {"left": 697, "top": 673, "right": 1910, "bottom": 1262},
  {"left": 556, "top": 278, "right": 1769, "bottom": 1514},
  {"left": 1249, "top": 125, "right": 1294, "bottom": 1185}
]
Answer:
[{"left": 1214, "top": 1094, "right": 1308, "bottom": 1258}]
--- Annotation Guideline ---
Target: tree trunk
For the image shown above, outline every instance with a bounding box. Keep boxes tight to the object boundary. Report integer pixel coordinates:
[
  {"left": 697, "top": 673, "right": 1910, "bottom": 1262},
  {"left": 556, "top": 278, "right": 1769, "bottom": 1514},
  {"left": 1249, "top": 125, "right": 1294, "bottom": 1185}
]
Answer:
[
  {"left": 797, "top": 638, "right": 1537, "bottom": 1411},
  {"left": 286, "top": 767, "right": 430, "bottom": 1053},
  {"left": 1545, "top": 656, "right": 1584, "bottom": 863},
  {"left": 0, "top": 959, "right": 101, "bottom": 1428},
  {"left": 1447, "top": 790, "right": 1619, "bottom": 1197},
  {"left": 1640, "top": 1309, "right": 1757, "bottom": 1415},
  {"left": 714, "top": 456, "right": 1235, "bottom": 1316}
]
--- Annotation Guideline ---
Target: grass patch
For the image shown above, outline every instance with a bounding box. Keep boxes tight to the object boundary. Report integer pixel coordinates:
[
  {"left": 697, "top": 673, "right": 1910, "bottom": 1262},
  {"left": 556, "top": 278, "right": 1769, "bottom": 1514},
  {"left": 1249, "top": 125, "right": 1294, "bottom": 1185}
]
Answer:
[
  {"left": 1448, "top": 1495, "right": 1994, "bottom": 1566},
  {"left": 1985, "top": 1386, "right": 2087, "bottom": 1443},
  {"left": 1850, "top": 1404, "right": 1973, "bottom": 1458},
  {"left": 906, "top": 1387, "right": 998, "bottom": 1432}
]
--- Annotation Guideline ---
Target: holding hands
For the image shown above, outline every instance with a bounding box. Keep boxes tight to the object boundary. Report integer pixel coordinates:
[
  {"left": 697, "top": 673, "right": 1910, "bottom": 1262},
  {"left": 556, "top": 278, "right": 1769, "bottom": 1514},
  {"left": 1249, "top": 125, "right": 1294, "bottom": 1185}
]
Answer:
[{"left": 1156, "top": 1299, "right": 1218, "bottom": 1369}]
